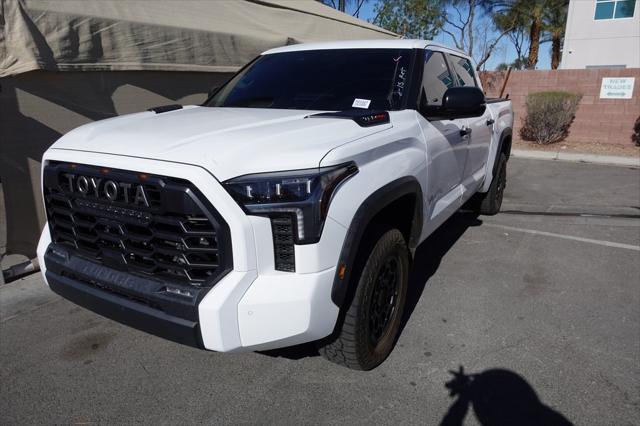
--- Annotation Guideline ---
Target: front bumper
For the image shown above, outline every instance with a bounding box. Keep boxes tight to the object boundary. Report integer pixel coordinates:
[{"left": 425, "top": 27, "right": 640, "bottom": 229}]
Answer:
[
  {"left": 46, "top": 254, "right": 204, "bottom": 348},
  {"left": 37, "top": 150, "right": 344, "bottom": 352}
]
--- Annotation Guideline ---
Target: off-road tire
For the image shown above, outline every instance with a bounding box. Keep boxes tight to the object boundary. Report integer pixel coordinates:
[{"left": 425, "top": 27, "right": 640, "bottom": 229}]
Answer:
[
  {"left": 473, "top": 153, "right": 507, "bottom": 215},
  {"left": 319, "top": 229, "right": 409, "bottom": 370}
]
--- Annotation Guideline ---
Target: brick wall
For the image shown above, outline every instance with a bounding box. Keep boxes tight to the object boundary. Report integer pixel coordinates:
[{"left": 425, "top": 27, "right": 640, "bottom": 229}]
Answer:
[{"left": 479, "top": 69, "right": 640, "bottom": 145}]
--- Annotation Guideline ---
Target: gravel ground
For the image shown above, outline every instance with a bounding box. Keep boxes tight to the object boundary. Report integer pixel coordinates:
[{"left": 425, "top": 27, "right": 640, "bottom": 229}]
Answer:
[{"left": 513, "top": 138, "right": 640, "bottom": 157}]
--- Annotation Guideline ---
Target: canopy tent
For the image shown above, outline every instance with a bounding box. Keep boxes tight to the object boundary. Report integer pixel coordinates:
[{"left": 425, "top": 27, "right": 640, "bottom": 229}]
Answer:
[
  {"left": 1, "top": 0, "right": 395, "bottom": 77},
  {"left": 0, "top": 0, "right": 396, "bottom": 259}
]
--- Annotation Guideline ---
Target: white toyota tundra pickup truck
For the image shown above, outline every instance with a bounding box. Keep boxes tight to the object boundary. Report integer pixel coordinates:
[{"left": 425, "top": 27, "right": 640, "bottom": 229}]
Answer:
[{"left": 37, "top": 40, "right": 513, "bottom": 370}]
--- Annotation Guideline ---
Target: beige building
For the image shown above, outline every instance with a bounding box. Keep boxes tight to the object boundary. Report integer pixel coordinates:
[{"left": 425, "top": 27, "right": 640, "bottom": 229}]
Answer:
[{"left": 561, "top": 0, "right": 639, "bottom": 69}]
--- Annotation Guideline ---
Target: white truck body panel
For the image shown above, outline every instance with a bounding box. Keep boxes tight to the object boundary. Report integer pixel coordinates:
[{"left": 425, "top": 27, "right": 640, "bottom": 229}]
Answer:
[
  {"left": 37, "top": 40, "right": 513, "bottom": 353},
  {"left": 53, "top": 106, "right": 392, "bottom": 182}
]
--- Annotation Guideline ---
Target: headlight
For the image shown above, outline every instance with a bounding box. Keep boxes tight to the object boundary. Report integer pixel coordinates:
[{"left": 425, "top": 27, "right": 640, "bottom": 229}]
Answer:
[{"left": 223, "top": 162, "right": 358, "bottom": 244}]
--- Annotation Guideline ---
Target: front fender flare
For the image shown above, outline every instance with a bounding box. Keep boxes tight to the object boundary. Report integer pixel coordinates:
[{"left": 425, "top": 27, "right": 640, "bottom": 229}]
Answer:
[{"left": 330, "top": 177, "right": 423, "bottom": 308}]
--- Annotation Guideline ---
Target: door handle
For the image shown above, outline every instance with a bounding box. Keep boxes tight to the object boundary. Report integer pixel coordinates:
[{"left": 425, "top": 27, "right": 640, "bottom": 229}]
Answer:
[
  {"left": 460, "top": 127, "right": 472, "bottom": 137},
  {"left": 486, "top": 119, "right": 495, "bottom": 126}
]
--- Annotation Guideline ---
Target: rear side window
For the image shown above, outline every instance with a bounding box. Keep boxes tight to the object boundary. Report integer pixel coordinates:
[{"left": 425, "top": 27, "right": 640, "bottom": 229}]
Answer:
[
  {"left": 449, "top": 55, "right": 477, "bottom": 87},
  {"left": 421, "top": 50, "right": 455, "bottom": 106}
]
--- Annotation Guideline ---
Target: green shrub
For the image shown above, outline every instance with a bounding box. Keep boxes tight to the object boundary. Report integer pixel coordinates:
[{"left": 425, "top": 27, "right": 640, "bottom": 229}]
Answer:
[
  {"left": 633, "top": 116, "right": 640, "bottom": 147},
  {"left": 520, "top": 91, "right": 582, "bottom": 145}
]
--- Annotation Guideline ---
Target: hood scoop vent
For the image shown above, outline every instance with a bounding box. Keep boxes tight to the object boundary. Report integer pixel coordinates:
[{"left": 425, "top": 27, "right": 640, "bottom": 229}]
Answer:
[
  {"left": 308, "top": 109, "right": 390, "bottom": 127},
  {"left": 148, "top": 104, "right": 183, "bottom": 114}
]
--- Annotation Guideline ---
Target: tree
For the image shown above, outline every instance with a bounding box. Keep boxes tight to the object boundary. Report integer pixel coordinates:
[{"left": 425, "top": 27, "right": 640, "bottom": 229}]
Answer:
[
  {"left": 511, "top": 56, "right": 528, "bottom": 69},
  {"left": 317, "top": 0, "right": 369, "bottom": 16},
  {"left": 473, "top": 17, "right": 511, "bottom": 70},
  {"left": 506, "top": 24, "right": 527, "bottom": 62},
  {"left": 491, "top": 1, "right": 529, "bottom": 62},
  {"left": 482, "top": 0, "right": 547, "bottom": 70},
  {"left": 526, "top": 0, "right": 547, "bottom": 69},
  {"left": 542, "top": 0, "right": 569, "bottom": 69},
  {"left": 440, "top": 0, "right": 477, "bottom": 54},
  {"left": 439, "top": 0, "right": 517, "bottom": 71},
  {"left": 372, "top": 0, "right": 444, "bottom": 39},
  {"left": 475, "top": 0, "right": 527, "bottom": 70},
  {"left": 495, "top": 56, "right": 526, "bottom": 71}
]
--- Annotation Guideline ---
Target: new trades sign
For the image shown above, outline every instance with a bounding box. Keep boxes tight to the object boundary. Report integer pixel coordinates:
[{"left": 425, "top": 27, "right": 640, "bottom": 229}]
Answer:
[{"left": 599, "top": 77, "right": 635, "bottom": 99}]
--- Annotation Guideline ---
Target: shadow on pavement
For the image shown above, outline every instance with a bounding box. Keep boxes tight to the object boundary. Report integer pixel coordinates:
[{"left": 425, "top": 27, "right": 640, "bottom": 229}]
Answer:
[
  {"left": 400, "top": 211, "right": 482, "bottom": 335},
  {"left": 440, "top": 366, "right": 574, "bottom": 426},
  {"left": 260, "top": 342, "right": 320, "bottom": 360}
]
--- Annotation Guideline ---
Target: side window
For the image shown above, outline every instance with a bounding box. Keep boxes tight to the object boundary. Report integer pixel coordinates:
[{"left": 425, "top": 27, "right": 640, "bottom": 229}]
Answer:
[
  {"left": 422, "top": 50, "right": 455, "bottom": 106},
  {"left": 450, "top": 55, "right": 477, "bottom": 88}
]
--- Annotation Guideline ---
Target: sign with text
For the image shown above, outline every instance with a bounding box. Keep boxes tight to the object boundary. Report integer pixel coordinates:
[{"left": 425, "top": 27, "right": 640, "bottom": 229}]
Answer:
[{"left": 599, "top": 77, "right": 635, "bottom": 99}]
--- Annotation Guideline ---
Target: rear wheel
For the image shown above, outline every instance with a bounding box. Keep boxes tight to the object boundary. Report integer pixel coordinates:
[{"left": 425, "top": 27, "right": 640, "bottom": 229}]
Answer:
[
  {"left": 472, "top": 153, "right": 507, "bottom": 216},
  {"left": 319, "top": 228, "right": 409, "bottom": 370}
]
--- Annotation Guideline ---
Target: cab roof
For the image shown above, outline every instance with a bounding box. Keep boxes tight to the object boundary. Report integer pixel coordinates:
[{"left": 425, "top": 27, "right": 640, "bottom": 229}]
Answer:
[{"left": 263, "top": 39, "right": 466, "bottom": 56}]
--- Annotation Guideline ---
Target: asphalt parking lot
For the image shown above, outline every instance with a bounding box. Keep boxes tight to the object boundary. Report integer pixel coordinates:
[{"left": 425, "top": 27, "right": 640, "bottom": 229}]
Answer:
[{"left": 1, "top": 157, "right": 639, "bottom": 425}]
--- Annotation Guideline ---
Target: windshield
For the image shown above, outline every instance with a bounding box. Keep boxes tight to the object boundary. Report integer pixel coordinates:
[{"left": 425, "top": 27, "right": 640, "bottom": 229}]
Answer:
[{"left": 206, "top": 49, "right": 415, "bottom": 111}]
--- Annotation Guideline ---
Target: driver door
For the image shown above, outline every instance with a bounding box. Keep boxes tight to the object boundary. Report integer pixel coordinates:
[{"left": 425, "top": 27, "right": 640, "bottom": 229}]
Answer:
[
  {"left": 448, "top": 53, "right": 492, "bottom": 194},
  {"left": 415, "top": 49, "right": 469, "bottom": 225}
]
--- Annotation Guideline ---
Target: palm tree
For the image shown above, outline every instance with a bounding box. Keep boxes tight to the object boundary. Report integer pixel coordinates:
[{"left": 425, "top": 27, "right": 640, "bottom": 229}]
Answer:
[
  {"left": 524, "top": 0, "right": 549, "bottom": 69},
  {"left": 543, "top": 0, "right": 569, "bottom": 69},
  {"left": 482, "top": 0, "right": 542, "bottom": 69},
  {"left": 479, "top": 0, "right": 569, "bottom": 70}
]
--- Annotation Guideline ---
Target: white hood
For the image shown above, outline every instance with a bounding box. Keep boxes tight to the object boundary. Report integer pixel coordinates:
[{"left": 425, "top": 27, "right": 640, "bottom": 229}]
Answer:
[{"left": 51, "top": 106, "right": 392, "bottom": 181}]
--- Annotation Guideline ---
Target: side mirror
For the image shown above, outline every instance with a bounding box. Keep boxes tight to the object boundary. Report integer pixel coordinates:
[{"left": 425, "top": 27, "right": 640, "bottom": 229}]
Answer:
[
  {"left": 441, "top": 86, "right": 486, "bottom": 118},
  {"left": 208, "top": 86, "right": 219, "bottom": 98}
]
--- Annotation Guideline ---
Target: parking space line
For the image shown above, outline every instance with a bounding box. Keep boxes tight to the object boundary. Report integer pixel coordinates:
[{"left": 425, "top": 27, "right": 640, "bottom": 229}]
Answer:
[{"left": 484, "top": 223, "right": 640, "bottom": 252}]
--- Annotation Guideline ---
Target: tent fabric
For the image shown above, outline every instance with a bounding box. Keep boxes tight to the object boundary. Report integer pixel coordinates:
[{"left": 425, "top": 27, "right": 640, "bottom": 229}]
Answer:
[{"left": 0, "top": 0, "right": 397, "bottom": 77}]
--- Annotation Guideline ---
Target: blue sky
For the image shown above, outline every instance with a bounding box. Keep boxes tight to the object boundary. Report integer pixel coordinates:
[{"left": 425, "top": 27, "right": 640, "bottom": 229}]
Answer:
[{"left": 354, "top": 1, "right": 553, "bottom": 70}]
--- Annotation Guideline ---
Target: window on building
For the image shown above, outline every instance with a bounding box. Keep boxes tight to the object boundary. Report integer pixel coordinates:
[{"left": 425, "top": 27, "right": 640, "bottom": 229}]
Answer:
[{"left": 594, "top": 0, "right": 636, "bottom": 20}]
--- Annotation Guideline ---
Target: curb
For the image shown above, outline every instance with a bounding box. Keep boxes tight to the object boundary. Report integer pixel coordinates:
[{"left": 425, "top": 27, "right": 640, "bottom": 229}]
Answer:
[{"left": 512, "top": 149, "right": 640, "bottom": 167}]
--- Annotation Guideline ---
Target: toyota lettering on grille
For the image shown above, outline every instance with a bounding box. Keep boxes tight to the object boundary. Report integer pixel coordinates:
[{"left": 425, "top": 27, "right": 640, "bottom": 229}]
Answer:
[{"left": 63, "top": 174, "right": 150, "bottom": 207}]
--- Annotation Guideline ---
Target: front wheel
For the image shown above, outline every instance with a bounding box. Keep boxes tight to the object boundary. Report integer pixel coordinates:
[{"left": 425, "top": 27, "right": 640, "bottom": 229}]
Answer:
[{"left": 319, "top": 229, "right": 409, "bottom": 370}]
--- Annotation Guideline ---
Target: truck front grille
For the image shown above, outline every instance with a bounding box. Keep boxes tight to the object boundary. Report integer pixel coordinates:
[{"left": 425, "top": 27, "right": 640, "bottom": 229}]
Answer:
[{"left": 43, "top": 162, "right": 232, "bottom": 287}]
